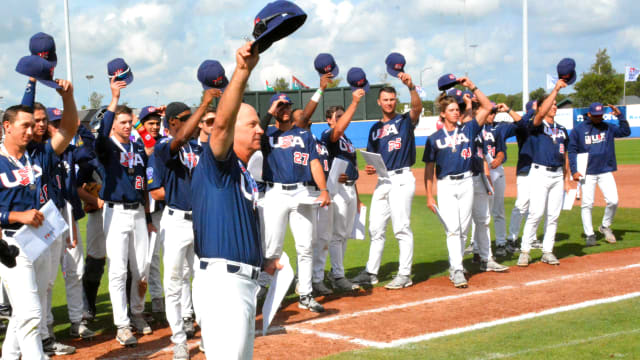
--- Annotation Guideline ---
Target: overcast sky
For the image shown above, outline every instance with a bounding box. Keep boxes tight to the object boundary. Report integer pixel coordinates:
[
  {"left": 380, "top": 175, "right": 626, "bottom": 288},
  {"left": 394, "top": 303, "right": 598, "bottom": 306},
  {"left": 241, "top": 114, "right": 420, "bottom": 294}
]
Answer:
[{"left": 1, "top": 0, "right": 638, "bottom": 110}]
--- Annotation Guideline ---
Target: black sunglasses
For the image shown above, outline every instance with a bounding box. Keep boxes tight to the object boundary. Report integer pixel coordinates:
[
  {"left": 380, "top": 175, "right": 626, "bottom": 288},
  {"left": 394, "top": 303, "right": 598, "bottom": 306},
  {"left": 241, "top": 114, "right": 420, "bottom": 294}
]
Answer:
[
  {"left": 252, "top": 12, "right": 292, "bottom": 39},
  {"left": 177, "top": 114, "right": 191, "bottom": 122}
]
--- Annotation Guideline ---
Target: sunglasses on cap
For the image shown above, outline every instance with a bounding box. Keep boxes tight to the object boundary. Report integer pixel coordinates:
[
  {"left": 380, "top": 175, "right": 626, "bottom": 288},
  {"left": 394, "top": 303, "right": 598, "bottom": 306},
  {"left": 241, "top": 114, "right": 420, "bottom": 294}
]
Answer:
[
  {"left": 252, "top": 12, "right": 293, "bottom": 39},
  {"left": 108, "top": 68, "right": 131, "bottom": 81},
  {"left": 177, "top": 113, "right": 191, "bottom": 122}
]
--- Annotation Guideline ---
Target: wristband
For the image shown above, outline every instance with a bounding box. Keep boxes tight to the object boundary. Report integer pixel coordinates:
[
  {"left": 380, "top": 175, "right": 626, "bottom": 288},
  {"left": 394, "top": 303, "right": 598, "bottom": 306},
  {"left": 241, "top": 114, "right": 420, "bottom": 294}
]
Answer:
[
  {"left": 506, "top": 107, "right": 512, "bottom": 113},
  {"left": 0, "top": 212, "right": 9, "bottom": 226},
  {"left": 320, "top": 188, "right": 329, "bottom": 192},
  {"left": 311, "top": 89, "right": 323, "bottom": 103},
  {"left": 145, "top": 213, "right": 152, "bottom": 225},
  {"left": 134, "top": 121, "right": 143, "bottom": 130},
  {"left": 470, "top": 86, "right": 478, "bottom": 92},
  {"left": 136, "top": 126, "right": 156, "bottom": 148}
]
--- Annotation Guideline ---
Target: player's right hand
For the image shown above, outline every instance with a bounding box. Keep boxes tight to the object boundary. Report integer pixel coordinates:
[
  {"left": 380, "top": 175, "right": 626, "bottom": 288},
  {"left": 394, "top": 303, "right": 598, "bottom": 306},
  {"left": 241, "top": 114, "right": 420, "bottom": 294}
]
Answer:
[
  {"left": 264, "top": 258, "right": 283, "bottom": 275},
  {"left": 352, "top": 88, "right": 365, "bottom": 103},
  {"left": 338, "top": 173, "right": 349, "bottom": 184},
  {"left": 364, "top": 164, "right": 376, "bottom": 175},
  {"left": 555, "top": 79, "right": 567, "bottom": 91},
  {"left": 202, "top": 88, "right": 222, "bottom": 105},
  {"left": 320, "top": 73, "right": 333, "bottom": 90},
  {"left": 316, "top": 190, "right": 331, "bottom": 207},
  {"left": 427, "top": 197, "right": 437, "bottom": 214},
  {"left": 237, "top": 41, "right": 259, "bottom": 72},
  {"left": 19, "top": 209, "right": 45, "bottom": 228},
  {"left": 55, "top": 79, "right": 74, "bottom": 98},
  {"left": 110, "top": 76, "right": 127, "bottom": 98},
  {"left": 268, "top": 98, "right": 288, "bottom": 115},
  {"left": 572, "top": 172, "right": 583, "bottom": 182}
]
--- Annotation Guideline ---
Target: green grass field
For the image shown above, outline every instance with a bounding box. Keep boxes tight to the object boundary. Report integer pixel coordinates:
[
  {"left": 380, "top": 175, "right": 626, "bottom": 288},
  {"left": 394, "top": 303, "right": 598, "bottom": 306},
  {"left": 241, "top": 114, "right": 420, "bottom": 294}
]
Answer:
[{"left": 356, "top": 138, "right": 640, "bottom": 169}]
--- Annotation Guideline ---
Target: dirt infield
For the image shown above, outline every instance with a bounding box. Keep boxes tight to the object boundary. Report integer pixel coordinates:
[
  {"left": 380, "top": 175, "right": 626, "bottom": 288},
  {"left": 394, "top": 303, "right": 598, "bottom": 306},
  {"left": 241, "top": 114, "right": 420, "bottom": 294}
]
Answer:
[
  {"left": 355, "top": 164, "right": 640, "bottom": 209},
  {"left": 47, "top": 247, "right": 640, "bottom": 359}
]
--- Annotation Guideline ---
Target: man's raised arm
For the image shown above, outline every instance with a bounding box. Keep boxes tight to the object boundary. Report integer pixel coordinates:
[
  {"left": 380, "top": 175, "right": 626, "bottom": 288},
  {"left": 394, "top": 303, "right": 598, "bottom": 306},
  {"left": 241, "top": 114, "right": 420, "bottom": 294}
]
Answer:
[
  {"left": 170, "top": 88, "right": 221, "bottom": 154},
  {"left": 50, "top": 80, "right": 79, "bottom": 155}
]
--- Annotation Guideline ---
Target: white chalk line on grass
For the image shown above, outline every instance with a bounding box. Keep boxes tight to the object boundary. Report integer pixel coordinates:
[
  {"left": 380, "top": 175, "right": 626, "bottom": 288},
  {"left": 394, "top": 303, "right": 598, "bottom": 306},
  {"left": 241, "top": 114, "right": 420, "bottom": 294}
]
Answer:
[
  {"left": 285, "top": 291, "right": 640, "bottom": 349},
  {"left": 476, "top": 328, "right": 640, "bottom": 360},
  {"left": 295, "top": 263, "right": 640, "bottom": 327}
]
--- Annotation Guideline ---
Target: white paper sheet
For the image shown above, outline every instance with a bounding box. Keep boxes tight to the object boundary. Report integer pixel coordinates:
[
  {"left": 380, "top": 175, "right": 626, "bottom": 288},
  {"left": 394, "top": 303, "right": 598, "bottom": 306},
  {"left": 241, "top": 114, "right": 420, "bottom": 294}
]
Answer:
[
  {"left": 359, "top": 150, "right": 389, "bottom": 178},
  {"left": 433, "top": 205, "right": 449, "bottom": 234},
  {"left": 14, "top": 200, "right": 69, "bottom": 262},
  {"left": 262, "top": 252, "right": 294, "bottom": 336},
  {"left": 350, "top": 205, "right": 367, "bottom": 240},
  {"left": 577, "top": 153, "right": 588, "bottom": 181},
  {"left": 247, "top": 150, "right": 264, "bottom": 182},
  {"left": 562, "top": 189, "right": 578, "bottom": 210},
  {"left": 327, "top": 158, "right": 349, "bottom": 194}
]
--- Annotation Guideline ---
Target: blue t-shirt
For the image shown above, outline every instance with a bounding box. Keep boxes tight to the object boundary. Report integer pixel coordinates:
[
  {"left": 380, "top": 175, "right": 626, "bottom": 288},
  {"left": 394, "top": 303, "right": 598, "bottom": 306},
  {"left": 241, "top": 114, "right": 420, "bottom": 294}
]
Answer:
[
  {"left": 321, "top": 128, "right": 359, "bottom": 181},
  {"left": 150, "top": 138, "right": 203, "bottom": 211},
  {"left": 423, "top": 119, "right": 482, "bottom": 179},
  {"left": 51, "top": 144, "right": 85, "bottom": 221},
  {"left": 191, "top": 146, "right": 263, "bottom": 267},
  {"left": 525, "top": 120, "right": 569, "bottom": 168},
  {"left": 261, "top": 126, "right": 319, "bottom": 184},
  {"left": 568, "top": 116, "right": 630, "bottom": 175},
  {"left": 0, "top": 142, "right": 59, "bottom": 229},
  {"left": 367, "top": 112, "right": 416, "bottom": 171},
  {"left": 513, "top": 111, "right": 535, "bottom": 174},
  {"left": 95, "top": 110, "right": 148, "bottom": 203}
]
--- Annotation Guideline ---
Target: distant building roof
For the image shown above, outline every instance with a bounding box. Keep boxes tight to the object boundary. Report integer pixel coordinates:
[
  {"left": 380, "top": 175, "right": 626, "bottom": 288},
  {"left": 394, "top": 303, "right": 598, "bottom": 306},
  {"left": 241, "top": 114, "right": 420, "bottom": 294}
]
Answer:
[{"left": 557, "top": 98, "right": 573, "bottom": 108}]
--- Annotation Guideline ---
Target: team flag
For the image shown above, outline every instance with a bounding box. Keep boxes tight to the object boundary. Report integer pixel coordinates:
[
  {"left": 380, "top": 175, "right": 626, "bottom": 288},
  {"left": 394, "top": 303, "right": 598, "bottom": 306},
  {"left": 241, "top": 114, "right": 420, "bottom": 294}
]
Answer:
[
  {"left": 624, "top": 66, "right": 640, "bottom": 82},
  {"left": 291, "top": 75, "right": 309, "bottom": 90},
  {"left": 546, "top": 73, "right": 558, "bottom": 89},
  {"left": 414, "top": 85, "right": 428, "bottom": 100},
  {"left": 265, "top": 80, "right": 274, "bottom": 91}
]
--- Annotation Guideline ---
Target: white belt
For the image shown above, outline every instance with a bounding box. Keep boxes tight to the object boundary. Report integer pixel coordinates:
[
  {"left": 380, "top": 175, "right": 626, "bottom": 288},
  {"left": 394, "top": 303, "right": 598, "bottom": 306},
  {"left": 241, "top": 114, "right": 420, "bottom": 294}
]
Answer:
[{"left": 198, "top": 258, "right": 260, "bottom": 280}]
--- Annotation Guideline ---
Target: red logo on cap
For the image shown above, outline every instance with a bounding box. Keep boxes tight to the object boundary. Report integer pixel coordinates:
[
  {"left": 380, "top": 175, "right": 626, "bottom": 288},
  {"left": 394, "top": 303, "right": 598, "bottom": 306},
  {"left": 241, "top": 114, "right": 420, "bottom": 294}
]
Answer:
[
  {"left": 356, "top": 79, "right": 365, "bottom": 86},
  {"left": 449, "top": 74, "right": 455, "bottom": 79},
  {"left": 394, "top": 64, "right": 403, "bottom": 70},
  {"left": 212, "top": 76, "right": 224, "bottom": 86},
  {"left": 114, "top": 69, "right": 124, "bottom": 76},
  {"left": 456, "top": 90, "right": 462, "bottom": 96},
  {"left": 596, "top": 106, "right": 602, "bottom": 111},
  {"left": 37, "top": 51, "right": 49, "bottom": 60},
  {"left": 279, "top": 94, "right": 287, "bottom": 100},
  {"left": 148, "top": 107, "right": 156, "bottom": 113},
  {"left": 323, "top": 65, "right": 332, "bottom": 73},
  {"left": 53, "top": 108, "right": 62, "bottom": 116},
  {"left": 254, "top": 17, "right": 261, "bottom": 25}
]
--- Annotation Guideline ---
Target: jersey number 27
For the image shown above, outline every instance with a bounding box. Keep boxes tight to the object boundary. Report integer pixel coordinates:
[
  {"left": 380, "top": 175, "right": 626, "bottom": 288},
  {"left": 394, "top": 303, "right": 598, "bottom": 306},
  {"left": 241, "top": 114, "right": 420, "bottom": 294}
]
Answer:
[{"left": 293, "top": 152, "right": 309, "bottom": 166}]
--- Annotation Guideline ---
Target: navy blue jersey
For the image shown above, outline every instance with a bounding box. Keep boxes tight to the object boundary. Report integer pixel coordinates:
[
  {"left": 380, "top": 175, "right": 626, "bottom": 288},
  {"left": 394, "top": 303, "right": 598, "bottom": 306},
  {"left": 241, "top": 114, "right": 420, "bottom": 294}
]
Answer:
[
  {"left": 525, "top": 120, "right": 569, "bottom": 168},
  {"left": 321, "top": 128, "right": 359, "bottom": 181},
  {"left": 423, "top": 119, "right": 481, "bottom": 179},
  {"left": 479, "top": 123, "right": 502, "bottom": 161},
  {"left": 95, "top": 110, "right": 148, "bottom": 203},
  {"left": 21, "top": 80, "right": 36, "bottom": 108},
  {"left": 55, "top": 145, "right": 85, "bottom": 221},
  {"left": 151, "top": 138, "right": 203, "bottom": 211},
  {"left": 568, "top": 116, "right": 630, "bottom": 175},
  {"left": 0, "top": 142, "right": 59, "bottom": 228},
  {"left": 493, "top": 121, "right": 524, "bottom": 165},
  {"left": 514, "top": 111, "right": 535, "bottom": 174},
  {"left": 261, "top": 126, "right": 319, "bottom": 184},
  {"left": 367, "top": 112, "right": 416, "bottom": 170},
  {"left": 191, "top": 146, "right": 263, "bottom": 267},
  {"left": 72, "top": 125, "right": 97, "bottom": 164}
]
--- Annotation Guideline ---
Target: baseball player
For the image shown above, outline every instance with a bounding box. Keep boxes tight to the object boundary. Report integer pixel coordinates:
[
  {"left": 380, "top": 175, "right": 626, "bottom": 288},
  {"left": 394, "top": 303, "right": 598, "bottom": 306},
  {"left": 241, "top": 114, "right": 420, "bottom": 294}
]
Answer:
[
  {"left": 518, "top": 79, "right": 570, "bottom": 267},
  {"left": 0, "top": 77, "right": 78, "bottom": 360},
  {"left": 423, "top": 76, "right": 494, "bottom": 288},
  {"left": 260, "top": 88, "right": 331, "bottom": 312},
  {"left": 351, "top": 71, "right": 422, "bottom": 289},
  {"left": 96, "top": 77, "right": 155, "bottom": 346},
  {"left": 568, "top": 102, "right": 630, "bottom": 246},
  {"left": 191, "top": 41, "right": 275, "bottom": 359}
]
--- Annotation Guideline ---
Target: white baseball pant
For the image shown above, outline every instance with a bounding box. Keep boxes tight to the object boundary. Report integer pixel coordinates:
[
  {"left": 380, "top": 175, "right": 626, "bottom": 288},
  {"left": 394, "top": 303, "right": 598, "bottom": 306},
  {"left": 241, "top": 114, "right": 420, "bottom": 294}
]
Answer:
[
  {"left": 366, "top": 170, "right": 415, "bottom": 276},
  {"left": 103, "top": 204, "right": 150, "bottom": 328},
  {"left": 472, "top": 176, "right": 492, "bottom": 261},
  {"left": 437, "top": 173, "right": 474, "bottom": 271},
  {"left": 263, "top": 185, "right": 316, "bottom": 296},
  {"left": 60, "top": 219, "right": 85, "bottom": 324},
  {"left": 42, "top": 231, "right": 63, "bottom": 339},
  {"left": 312, "top": 205, "right": 332, "bottom": 283},
  {"left": 193, "top": 258, "right": 259, "bottom": 360},
  {"left": 580, "top": 172, "right": 618, "bottom": 236},
  {"left": 160, "top": 207, "right": 195, "bottom": 345},
  {"left": 521, "top": 165, "right": 564, "bottom": 253},
  {"left": 149, "top": 210, "right": 164, "bottom": 301},
  {"left": 329, "top": 183, "right": 358, "bottom": 279},
  {"left": 0, "top": 232, "right": 48, "bottom": 360},
  {"left": 508, "top": 174, "right": 532, "bottom": 241},
  {"left": 489, "top": 166, "right": 507, "bottom": 245},
  {"left": 86, "top": 209, "right": 106, "bottom": 259}
]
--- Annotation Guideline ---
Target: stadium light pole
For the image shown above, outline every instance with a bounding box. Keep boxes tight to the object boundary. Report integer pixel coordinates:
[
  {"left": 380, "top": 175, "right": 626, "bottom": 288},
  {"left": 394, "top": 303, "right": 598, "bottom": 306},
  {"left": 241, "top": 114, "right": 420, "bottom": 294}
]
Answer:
[
  {"left": 86, "top": 74, "right": 94, "bottom": 108},
  {"left": 522, "top": 0, "right": 529, "bottom": 110},
  {"left": 469, "top": 44, "right": 478, "bottom": 75},
  {"left": 63, "top": 0, "right": 73, "bottom": 82},
  {"left": 420, "top": 66, "right": 432, "bottom": 89}
]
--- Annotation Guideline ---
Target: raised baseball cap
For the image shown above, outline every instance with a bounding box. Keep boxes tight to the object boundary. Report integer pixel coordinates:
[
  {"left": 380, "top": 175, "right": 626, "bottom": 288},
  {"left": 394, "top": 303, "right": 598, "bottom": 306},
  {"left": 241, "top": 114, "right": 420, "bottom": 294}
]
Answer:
[
  {"left": 252, "top": 0, "right": 307, "bottom": 54},
  {"left": 385, "top": 52, "right": 406, "bottom": 77},
  {"left": 46, "top": 107, "right": 62, "bottom": 122},
  {"left": 438, "top": 73, "right": 459, "bottom": 91},
  {"left": 15, "top": 55, "right": 60, "bottom": 89},
  {"left": 269, "top": 93, "right": 293, "bottom": 107},
  {"left": 313, "top": 53, "right": 339, "bottom": 77},
  {"left": 197, "top": 60, "right": 229, "bottom": 91},
  {"left": 107, "top": 58, "right": 134, "bottom": 85},
  {"left": 557, "top": 58, "right": 577, "bottom": 85},
  {"left": 462, "top": 89, "right": 475, "bottom": 101},
  {"left": 347, "top": 67, "right": 370, "bottom": 93},
  {"left": 525, "top": 100, "right": 536, "bottom": 113},
  {"left": 589, "top": 102, "right": 605, "bottom": 116},
  {"left": 138, "top": 106, "right": 162, "bottom": 123},
  {"left": 446, "top": 88, "right": 464, "bottom": 105},
  {"left": 29, "top": 32, "right": 57, "bottom": 66}
]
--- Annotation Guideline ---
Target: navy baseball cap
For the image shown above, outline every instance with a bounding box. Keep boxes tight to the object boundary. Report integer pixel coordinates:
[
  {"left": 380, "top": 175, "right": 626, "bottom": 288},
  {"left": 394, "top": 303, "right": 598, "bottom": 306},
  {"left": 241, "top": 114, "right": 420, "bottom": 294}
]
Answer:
[
  {"left": 438, "top": 73, "right": 459, "bottom": 91},
  {"left": 46, "top": 107, "right": 62, "bottom": 122},
  {"left": 197, "top": 60, "right": 229, "bottom": 91},
  {"left": 347, "top": 67, "right": 370, "bottom": 93},
  {"left": 15, "top": 55, "right": 60, "bottom": 89},
  {"left": 313, "top": 53, "right": 339, "bottom": 77},
  {"left": 138, "top": 106, "right": 162, "bottom": 123},
  {"left": 269, "top": 93, "right": 293, "bottom": 107},
  {"left": 589, "top": 102, "right": 605, "bottom": 116},
  {"left": 525, "top": 100, "right": 536, "bottom": 113},
  {"left": 446, "top": 88, "right": 464, "bottom": 105},
  {"left": 252, "top": 0, "right": 307, "bottom": 54},
  {"left": 164, "top": 102, "right": 191, "bottom": 128},
  {"left": 462, "top": 89, "right": 475, "bottom": 101},
  {"left": 557, "top": 58, "right": 576, "bottom": 85},
  {"left": 29, "top": 32, "right": 57, "bottom": 66},
  {"left": 107, "top": 58, "right": 134, "bottom": 85},
  {"left": 385, "top": 52, "right": 406, "bottom": 77}
]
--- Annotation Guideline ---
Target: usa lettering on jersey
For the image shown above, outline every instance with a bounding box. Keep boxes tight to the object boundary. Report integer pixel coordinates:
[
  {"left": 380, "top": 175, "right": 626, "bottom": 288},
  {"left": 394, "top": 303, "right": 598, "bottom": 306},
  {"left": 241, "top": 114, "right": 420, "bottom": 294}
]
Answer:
[
  {"left": 316, "top": 143, "right": 329, "bottom": 157},
  {"left": 435, "top": 133, "right": 470, "bottom": 149},
  {"left": 120, "top": 152, "right": 145, "bottom": 167},
  {"left": 543, "top": 126, "right": 567, "bottom": 141},
  {"left": 371, "top": 123, "right": 399, "bottom": 140},
  {"left": 338, "top": 138, "right": 355, "bottom": 153},
  {"left": 482, "top": 131, "right": 495, "bottom": 143},
  {"left": 585, "top": 132, "right": 606, "bottom": 145},
  {"left": 269, "top": 135, "right": 305, "bottom": 149},
  {"left": 0, "top": 164, "right": 43, "bottom": 188}
]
